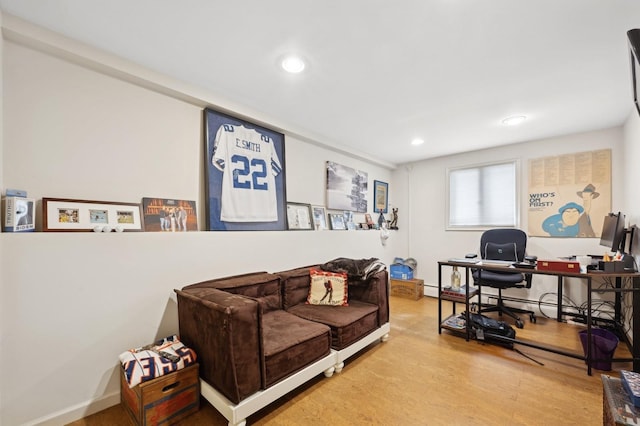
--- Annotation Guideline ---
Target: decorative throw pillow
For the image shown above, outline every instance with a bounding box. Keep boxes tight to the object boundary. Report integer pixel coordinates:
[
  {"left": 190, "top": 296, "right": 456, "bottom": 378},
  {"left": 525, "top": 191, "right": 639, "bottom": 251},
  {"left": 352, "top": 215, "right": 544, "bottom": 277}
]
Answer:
[
  {"left": 307, "top": 268, "right": 349, "bottom": 306},
  {"left": 484, "top": 242, "right": 518, "bottom": 262}
]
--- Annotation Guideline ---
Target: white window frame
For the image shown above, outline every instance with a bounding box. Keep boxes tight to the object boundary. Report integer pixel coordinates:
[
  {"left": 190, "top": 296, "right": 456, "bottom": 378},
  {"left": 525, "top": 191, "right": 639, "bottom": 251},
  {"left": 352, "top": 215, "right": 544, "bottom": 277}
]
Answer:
[{"left": 446, "top": 159, "right": 520, "bottom": 230}]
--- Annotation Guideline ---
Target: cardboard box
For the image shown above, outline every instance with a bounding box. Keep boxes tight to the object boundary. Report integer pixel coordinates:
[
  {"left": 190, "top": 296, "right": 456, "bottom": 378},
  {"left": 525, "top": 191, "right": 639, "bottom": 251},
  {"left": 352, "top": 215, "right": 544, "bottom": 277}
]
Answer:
[
  {"left": 390, "top": 264, "right": 414, "bottom": 280},
  {"left": 121, "top": 363, "right": 200, "bottom": 426},
  {"left": 390, "top": 278, "right": 424, "bottom": 300},
  {"left": 536, "top": 260, "right": 580, "bottom": 273}
]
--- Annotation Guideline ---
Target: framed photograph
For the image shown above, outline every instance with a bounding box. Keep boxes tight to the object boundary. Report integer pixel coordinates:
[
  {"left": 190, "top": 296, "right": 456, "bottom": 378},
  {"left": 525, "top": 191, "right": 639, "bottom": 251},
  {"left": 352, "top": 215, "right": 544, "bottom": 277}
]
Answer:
[
  {"left": 329, "top": 213, "right": 347, "bottom": 230},
  {"left": 43, "top": 198, "right": 143, "bottom": 232},
  {"left": 312, "top": 206, "right": 327, "bottom": 230},
  {"left": 326, "top": 161, "right": 368, "bottom": 213},
  {"left": 204, "top": 108, "right": 287, "bottom": 231},
  {"left": 343, "top": 210, "right": 354, "bottom": 227},
  {"left": 365, "top": 213, "right": 374, "bottom": 226},
  {"left": 142, "top": 198, "right": 197, "bottom": 232},
  {"left": 373, "top": 180, "right": 389, "bottom": 213},
  {"left": 286, "top": 202, "right": 313, "bottom": 230}
]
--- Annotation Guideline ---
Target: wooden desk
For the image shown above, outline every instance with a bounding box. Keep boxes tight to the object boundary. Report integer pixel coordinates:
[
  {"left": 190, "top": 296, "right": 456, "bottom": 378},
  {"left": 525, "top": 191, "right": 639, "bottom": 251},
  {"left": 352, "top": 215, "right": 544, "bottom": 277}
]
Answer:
[{"left": 438, "top": 260, "right": 640, "bottom": 375}]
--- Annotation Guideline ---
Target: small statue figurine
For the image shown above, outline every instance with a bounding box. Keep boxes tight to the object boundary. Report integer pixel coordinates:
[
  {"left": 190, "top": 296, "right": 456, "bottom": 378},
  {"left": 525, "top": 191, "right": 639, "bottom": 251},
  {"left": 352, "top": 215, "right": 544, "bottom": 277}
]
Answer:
[
  {"left": 377, "top": 211, "right": 386, "bottom": 229},
  {"left": 389, "top": 208, "right": 398, "bottom": 230}
]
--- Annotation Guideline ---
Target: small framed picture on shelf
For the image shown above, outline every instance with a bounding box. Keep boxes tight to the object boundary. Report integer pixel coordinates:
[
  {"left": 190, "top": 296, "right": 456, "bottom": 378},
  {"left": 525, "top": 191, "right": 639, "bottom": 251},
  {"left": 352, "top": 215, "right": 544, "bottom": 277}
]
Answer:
[
  {"left": 364, "top": 213, "right": 374, "bottom": 226},
  {"left": 312, "top": 205, "right": 328, "bottom": 230},
  {"left": 328, "top": 213, "right": 347, "bottom": 230},
  {"left": 43, "top": 198, "right": 144, "bottom": 232},
  {"left": 343, "top": 210, "right": 354, "bottom": 228},
  {"left": 142, "top": 197, "right": 197, "bottom": 232},
  {"left": 286, "top": 202, "right": 313, "bottom": 230}
]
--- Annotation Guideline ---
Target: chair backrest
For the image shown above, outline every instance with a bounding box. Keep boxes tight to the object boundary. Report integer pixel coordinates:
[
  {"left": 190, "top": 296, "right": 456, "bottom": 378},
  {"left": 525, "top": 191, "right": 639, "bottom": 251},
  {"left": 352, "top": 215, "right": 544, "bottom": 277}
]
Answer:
[{"left": 480, "top": 228, "right": 527, "bottom": 262}]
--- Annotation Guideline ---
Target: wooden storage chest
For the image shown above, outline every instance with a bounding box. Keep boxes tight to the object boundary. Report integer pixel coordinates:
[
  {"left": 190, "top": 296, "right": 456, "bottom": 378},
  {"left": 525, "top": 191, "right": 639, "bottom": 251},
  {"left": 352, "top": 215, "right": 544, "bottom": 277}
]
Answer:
[
  {"left": 120, "top": 362, "right": 200, "bottom": 426},
  {"left": 390, "top": 278, "right": 424, "bottom": 300},
  {"left": 602, "top": 374, "right": 640, "bottom": 425}
]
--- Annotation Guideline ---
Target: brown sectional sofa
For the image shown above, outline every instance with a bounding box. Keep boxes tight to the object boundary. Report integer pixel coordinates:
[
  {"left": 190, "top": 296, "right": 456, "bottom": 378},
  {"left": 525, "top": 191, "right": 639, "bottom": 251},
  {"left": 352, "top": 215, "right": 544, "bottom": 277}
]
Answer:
[{"left": 175, "top": 262, "right": 390, "bottom": 426}]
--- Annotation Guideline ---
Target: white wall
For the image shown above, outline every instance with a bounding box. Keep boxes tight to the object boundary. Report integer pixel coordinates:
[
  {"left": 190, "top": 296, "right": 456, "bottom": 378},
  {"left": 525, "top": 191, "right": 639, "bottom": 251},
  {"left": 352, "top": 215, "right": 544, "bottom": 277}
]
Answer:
[
  {"left": 623, "top": 109, "right": 640, "bottom": 262},
  {"left": 0, "top": 19, "right": 397, "bottom": 426},
  {"left": 393, "top": 127, "right": 626, "bottom": 313},
  {"left": 623, "top": 109, "right": 640, "bottom": 221}
]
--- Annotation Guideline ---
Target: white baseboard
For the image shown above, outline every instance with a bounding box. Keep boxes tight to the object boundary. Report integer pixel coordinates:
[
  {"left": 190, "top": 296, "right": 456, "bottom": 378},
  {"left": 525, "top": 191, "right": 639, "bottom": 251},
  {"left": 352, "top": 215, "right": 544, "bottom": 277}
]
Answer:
[{"left": 25, "top": 391, "right": 120, "bottom": 426}]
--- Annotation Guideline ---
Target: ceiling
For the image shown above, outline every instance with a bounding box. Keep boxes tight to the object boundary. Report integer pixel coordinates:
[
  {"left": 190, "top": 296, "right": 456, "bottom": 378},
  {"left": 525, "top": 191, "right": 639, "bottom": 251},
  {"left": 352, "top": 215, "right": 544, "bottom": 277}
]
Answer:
[{"left": 2, "top": 1, "right": 640, "bottom": 167}]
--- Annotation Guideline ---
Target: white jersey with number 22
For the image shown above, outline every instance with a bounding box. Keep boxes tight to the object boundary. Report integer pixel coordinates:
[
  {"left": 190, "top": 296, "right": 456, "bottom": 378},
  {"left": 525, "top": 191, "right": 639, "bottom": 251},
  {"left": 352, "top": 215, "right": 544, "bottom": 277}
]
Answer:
[{"left": 212, "top": 124, "right": 282, "bottom": 222}]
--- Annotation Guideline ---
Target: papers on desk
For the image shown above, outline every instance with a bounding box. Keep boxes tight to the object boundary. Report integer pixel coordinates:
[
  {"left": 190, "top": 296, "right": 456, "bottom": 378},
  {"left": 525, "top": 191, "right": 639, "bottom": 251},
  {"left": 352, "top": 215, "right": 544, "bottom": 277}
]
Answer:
[
  {"left": 477, "top": 260, "right": 514, "bottom": 267},
  {"left": 447, "top": 258, "right": 480, "bottom": 264},
  {"left": 447, "top": 259, "right": 516, "bottom": 267}
]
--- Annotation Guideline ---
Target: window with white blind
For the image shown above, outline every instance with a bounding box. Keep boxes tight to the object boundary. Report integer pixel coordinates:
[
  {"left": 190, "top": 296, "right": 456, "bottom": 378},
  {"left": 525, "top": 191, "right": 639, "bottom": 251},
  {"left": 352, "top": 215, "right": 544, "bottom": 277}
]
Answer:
[{"left": 447, "top": 160, "right": 519, "bottom": 229}]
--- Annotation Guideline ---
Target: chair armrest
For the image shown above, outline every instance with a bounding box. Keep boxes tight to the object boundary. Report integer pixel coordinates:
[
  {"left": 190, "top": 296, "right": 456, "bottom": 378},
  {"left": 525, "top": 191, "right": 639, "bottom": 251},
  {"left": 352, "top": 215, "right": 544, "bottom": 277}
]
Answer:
[
  {"left": 524, "top": 273, "right": 533, "bottom": 289},
  {"left": 175, "top": 288, "right": 262, "bottom": 404}
]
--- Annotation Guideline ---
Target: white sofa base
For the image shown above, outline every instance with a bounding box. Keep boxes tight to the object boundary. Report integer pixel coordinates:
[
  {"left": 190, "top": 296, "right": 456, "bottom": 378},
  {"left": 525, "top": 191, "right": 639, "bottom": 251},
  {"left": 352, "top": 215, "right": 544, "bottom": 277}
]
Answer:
[{"left": 200, "top": 322, "right": 391, "bottom": 426}]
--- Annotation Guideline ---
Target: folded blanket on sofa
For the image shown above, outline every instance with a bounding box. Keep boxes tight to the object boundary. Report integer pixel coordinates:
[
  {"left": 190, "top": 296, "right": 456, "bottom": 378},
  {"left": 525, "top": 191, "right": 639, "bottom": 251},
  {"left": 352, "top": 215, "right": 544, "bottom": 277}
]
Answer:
[
  {"left": 320, "top": 257, "right": 386, "bottom": 281},
  {"left": 119, "top": 335, "right": 197, "bottom": 388}
]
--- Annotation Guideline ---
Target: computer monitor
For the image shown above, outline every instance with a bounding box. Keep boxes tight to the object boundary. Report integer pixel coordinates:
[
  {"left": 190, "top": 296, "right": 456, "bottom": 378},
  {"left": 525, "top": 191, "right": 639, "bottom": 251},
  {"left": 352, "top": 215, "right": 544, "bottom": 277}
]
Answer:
[
  {"left": 628, "top": 29, "right": 640, "bottom": 116},
  {"left": 600, "top": 212, "right": 626, "bottom": 253}
]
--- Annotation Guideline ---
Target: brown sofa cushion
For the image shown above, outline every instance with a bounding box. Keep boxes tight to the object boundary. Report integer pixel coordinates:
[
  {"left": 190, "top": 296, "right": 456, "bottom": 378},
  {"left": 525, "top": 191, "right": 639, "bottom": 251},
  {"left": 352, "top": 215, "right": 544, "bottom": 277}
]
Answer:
[
  {"left": 276, "top": 265, "right": 319, "bottom": 309},
  {"left": 349, "top": 270, "right": 390, "bottom": 326},
  {"left": 261, "top": 310, "right": 331, "bottom": 387},
  {"left": 183, "top": 271, "right": 282, "bottom": 313},
  {"left": 286, "top": 300, "right": 379, "bottom": 350}
]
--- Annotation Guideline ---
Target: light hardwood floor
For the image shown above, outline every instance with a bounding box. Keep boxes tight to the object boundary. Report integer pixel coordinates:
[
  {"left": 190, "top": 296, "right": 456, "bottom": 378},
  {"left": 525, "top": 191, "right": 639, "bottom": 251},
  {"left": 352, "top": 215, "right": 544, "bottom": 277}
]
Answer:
[{"left": 69, "top": 295, "right": 627, "bottom": 425}]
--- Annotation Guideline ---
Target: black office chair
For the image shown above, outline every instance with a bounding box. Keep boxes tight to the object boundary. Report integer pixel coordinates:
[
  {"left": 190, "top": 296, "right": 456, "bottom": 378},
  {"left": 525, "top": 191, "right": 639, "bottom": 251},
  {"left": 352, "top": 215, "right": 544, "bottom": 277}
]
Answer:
[{"left": 473, "top": 228, "right": 536, "bottom": 329}]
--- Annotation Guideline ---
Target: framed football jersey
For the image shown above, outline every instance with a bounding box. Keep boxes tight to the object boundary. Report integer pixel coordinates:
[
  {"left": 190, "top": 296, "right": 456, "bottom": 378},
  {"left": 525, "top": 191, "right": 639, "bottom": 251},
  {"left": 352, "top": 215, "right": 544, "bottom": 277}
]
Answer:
[{"left": 204, "top": 108, "right": 287, "bottom": 231}]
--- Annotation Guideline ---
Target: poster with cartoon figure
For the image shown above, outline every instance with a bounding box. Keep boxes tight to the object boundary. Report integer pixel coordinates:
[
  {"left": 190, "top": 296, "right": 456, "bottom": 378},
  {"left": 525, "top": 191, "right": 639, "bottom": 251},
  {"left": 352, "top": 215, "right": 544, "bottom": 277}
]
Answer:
[{"left": 528, "top": 149, "right": 611, "bottom": 238}]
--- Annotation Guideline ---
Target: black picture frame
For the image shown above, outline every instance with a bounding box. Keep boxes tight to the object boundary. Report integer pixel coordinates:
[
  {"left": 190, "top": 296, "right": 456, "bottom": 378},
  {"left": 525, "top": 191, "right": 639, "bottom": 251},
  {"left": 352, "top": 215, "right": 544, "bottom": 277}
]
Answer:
[{"left": 204, "top": 108, "right": 287, "bottom": 231}]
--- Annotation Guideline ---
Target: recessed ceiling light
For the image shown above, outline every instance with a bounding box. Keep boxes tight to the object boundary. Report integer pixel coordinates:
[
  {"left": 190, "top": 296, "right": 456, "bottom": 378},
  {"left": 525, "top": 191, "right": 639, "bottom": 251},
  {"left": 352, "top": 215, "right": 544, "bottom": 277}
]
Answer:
[
  {"left": 502, "top": 115, "right": 527, "bottom": 126},
  {"left": 281, "top": 55, "right": 306, "bottom": 73},
  {"left": 411, "top": 138, "right": 425, "bottom": 146}
]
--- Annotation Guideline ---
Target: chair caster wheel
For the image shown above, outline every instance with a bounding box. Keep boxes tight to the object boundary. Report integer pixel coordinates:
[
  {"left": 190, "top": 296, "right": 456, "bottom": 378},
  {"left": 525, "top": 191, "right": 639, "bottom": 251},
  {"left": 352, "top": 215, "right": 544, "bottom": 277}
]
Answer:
[
  {"left": 530, "top": 314, "right": 537, "bottom": 323},
  {"left": 516, "top": 319, "right": 524, "bottom": 329}
]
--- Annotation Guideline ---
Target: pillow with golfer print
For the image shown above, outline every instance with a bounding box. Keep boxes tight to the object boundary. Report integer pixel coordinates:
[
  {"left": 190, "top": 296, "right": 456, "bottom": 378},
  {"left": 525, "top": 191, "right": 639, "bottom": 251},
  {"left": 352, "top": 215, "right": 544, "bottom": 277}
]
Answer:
[{"left": 307, "top": 268, "right": 349, "bottom": 306}]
